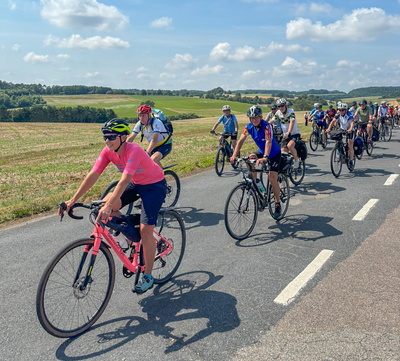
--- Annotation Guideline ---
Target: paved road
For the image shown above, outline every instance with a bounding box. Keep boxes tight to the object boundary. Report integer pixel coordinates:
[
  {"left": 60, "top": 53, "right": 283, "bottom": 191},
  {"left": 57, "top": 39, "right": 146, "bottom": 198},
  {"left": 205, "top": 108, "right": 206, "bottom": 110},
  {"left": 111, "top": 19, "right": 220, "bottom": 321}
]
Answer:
[{"left": 0, "top": 131, "right": 399, "bottom": 360}]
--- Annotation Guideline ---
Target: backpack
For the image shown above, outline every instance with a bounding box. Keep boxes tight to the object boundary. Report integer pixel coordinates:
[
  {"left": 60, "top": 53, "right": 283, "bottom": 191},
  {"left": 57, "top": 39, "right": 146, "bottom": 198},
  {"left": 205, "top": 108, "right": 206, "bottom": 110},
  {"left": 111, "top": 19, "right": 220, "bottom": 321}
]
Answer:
[
  {"left": 152, "top": 109, "right": 173, "bottom": 135},
  {"left": 295, "top": 139, "right": 308, "bottom": 161},
  {"left": 353, "top": 137, "right": 363, "bottom": 155},
  {"left": 372, "top": 127, "right": 380, "bottom": 141}
]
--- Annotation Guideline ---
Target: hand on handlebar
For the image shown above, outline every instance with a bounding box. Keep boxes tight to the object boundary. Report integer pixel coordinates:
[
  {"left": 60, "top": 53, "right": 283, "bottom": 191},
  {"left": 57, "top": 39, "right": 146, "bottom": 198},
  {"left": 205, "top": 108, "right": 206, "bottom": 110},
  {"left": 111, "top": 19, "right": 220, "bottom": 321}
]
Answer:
[
  {"left": 58, "top": 200, "right": 74, "bottom": 220},
  {"left": 210, "top": 130, "right": 216, "bottom": 134}
]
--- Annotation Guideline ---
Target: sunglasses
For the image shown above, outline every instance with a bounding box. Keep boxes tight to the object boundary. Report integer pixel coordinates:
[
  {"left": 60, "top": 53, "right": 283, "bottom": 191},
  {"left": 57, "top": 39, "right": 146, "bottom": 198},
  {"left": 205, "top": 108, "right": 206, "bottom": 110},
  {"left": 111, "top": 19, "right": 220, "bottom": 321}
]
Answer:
[
  {"left": 338, "top": 109, "right": 346, "bottom": 111},
  {"left": 103, "top": 134, "right": 120, "bottom": 141},
  {"left": 278, "top": 105, "right": 285, "bottom": 107}
]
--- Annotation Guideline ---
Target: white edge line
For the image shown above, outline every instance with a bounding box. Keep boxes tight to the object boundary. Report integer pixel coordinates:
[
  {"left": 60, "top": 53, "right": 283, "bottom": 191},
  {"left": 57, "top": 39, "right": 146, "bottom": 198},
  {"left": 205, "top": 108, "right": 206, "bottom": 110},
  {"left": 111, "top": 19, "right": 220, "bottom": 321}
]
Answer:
[
  {"left": 352, "top": 199, "right": 379, "bottom": 221},
  {"left": 274, "top": 249, "right": 334, "bottom": 306},
  {"left": 384, "top": 174, "right": 399, "bottom": 186}
]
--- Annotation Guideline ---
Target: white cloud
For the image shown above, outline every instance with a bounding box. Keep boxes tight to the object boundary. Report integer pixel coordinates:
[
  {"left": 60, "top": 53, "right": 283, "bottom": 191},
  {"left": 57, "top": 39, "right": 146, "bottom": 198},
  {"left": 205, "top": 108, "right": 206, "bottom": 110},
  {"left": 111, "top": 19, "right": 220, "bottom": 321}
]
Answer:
[
  {"left": 287, "top": 7, "right": 400, "bottom": 41},
  {"left": 242, "top": 70, "right": 261, "bottom": 79},
  {"left": 44, "top": 34, "right": 130, "bottom": 49},
  {"left": 242, "top": 0, "right": 277, "bottom": 3},
  {"left": 210, "top": 41, "right": 310, "bottom": 61},
  {"left": 136, "top": 66, "right": 149, "bottom": 72},
  {"left": 165, "top": 53, "right": 198, "bottom": 70},
  {"left": 336, "top": 60, "right": 361, "bottom": 68},
  {"left": 190, "top": 65, "right": 224, "bottom": 76},
  {"left": 23, "top": 52, "right": 49, "bottom": 63},
  {"left": 12, "top": 44, "right": 20, "bottom": 52},
  {"left": 271, "top": 56, "right": 318, "bottom": 77},
  {"left": 294, "top": 2, "right": 334, "bottom": 15},
  {"left": 150, "top": 17, "right": 173, "bottom": 29},
  {"left": 56, "top": 53, "right": 70, "bottom": 59},
  {"left": 40, "top": 0, "right": 128, "bottom": 31},
  {"left": 8, "top": 1, "right": 16, "bottom": 10},
  {"left": 84, "top": 71, "right": 100, "bottom": 78},
  {"left": 159, "top": 72, "right": 176, "bottom": 80}
]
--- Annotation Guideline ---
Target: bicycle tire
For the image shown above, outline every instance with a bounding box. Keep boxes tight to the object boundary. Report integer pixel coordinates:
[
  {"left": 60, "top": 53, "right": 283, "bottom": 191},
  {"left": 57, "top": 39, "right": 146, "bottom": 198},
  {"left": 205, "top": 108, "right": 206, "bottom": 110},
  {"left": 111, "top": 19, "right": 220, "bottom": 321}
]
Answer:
[
  {"left": 309, "top": 131, "right": 319, "bottom": 151},
  {"left": 366, "top": 138, "right": 374, "bottom": 156},
  {"left": 152, "top": 210, "right": 186, "bottom": 283},
  {"left": 289, "top": 159, "right": 305, "bottom": 186},
  {"left": 224, "top": 183, "right": 258, "bottom": 240},
  {"left": 163, "top": 170, "right": 181, "bottom": 208},
  {"left": 321, "top": 134, "right": 328, "bottom": 149},
  {"left": 330, "top": 146, "right": 342, "bottom": 178},
  {"left": 100, "top": 180, "right": 134, "bottom": 215},
  {"left": 386, "top": 124, "right": 392, "bottom": 141},
  {"left": 215, "top": 147, "right": 225, "bottom": 176},
  {"left": 267, "top": 173, "right": 290, "bottom": 221},
  {"left": 36, "top": 238, "right": 115, "bottom": 338}
]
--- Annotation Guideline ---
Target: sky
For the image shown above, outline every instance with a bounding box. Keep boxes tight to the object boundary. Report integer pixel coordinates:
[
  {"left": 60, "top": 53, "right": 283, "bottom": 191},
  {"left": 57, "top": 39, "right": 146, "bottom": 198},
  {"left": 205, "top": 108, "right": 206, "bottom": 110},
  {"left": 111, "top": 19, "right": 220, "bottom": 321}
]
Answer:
[{"left": 1, "top": 0, "right": 400, "bottom": 92}]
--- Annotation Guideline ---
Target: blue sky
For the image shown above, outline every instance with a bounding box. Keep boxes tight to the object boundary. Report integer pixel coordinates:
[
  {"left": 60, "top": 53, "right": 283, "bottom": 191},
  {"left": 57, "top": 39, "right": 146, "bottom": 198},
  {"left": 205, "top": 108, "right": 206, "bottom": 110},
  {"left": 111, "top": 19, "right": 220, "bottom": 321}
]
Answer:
[{"left": 1, "top": 0, "right": 400, "bottom": 92}]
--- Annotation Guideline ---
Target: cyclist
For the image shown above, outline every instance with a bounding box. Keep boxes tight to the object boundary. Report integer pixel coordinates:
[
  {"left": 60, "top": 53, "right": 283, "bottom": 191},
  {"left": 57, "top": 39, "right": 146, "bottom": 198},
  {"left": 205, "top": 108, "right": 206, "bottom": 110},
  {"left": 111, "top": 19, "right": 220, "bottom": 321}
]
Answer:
[
  {"left": 127, "top": 105, "right": 172, "bottom": 168},
  {"left": 274, "top": 98, "right": 301, "bottom": 168},
  {"left": 230, "top": 105, "right": 283, "bottom": 216},
  {"left": 377, "top": 101, "right": 390, "bottom": 132},
  {"left": 265, "top": 104, "right": 278, "bottom": 123},
  {"left": 59, "top": 119, "right": 167, "bottom": 294},
  {"left": 210, "top": 104, "right": 238, "bottom": 149},
  {"left": 348, "top": 101, "right": 357, "bottom": 117},
  {"left": 324, "top": 104, "right": 337, "bottom": 126},
  {"left": 310, "top": 103, "right": 327, "bottom": 144},
  {"left": 267, "top": 104, "right": 282, "bottom": 142},
  {"left": 326, "top": 102, "right": 355, "bottom": 170},
  {"left": 354, "top": 99, "right": 373, "bottom": 139}
]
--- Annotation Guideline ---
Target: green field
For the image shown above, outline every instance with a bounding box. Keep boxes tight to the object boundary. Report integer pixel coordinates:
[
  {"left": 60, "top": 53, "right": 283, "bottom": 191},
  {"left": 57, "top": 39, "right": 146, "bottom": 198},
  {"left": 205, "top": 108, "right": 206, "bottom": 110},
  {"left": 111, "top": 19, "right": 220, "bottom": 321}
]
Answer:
[{"left": 1, "top": 95, "right": 312, "bottom": 227}]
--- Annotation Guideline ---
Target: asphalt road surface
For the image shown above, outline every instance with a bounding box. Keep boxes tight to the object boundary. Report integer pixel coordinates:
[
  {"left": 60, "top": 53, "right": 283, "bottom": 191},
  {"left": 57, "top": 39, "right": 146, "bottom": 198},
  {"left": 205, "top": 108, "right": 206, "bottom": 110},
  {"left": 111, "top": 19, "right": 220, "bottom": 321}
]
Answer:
[{"left": 1, "top": 130, "right": 399, "bottom": 361}]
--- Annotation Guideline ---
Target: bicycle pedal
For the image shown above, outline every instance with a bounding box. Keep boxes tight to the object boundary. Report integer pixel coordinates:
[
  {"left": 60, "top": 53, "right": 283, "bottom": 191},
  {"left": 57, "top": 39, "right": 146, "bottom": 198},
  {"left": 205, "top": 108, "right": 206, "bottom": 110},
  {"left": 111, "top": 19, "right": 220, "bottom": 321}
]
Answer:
[{"left": 123, "top": 266, "right": 134, "bottom": 278}]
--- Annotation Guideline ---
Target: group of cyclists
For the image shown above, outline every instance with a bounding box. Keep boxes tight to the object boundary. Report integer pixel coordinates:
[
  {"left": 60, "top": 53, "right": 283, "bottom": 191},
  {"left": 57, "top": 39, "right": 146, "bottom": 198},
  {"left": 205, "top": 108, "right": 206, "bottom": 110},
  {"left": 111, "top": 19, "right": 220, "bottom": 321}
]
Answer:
[{"left": 58, "top": 97, "right": 396, "bottom": 295}]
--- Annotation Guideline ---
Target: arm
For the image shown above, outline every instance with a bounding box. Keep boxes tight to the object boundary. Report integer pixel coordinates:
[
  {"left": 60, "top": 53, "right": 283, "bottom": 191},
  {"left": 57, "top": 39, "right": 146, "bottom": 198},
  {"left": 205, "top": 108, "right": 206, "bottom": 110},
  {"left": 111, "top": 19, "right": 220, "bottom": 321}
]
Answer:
[
  {"left": 231, "top": 132, "right": 246, "bottom": 162},
  {"left": 127, "top": 132, "right": 138, "bottom": 142},
  {"left": 146, "top": 132, "right": 159, "bottom": 154}
]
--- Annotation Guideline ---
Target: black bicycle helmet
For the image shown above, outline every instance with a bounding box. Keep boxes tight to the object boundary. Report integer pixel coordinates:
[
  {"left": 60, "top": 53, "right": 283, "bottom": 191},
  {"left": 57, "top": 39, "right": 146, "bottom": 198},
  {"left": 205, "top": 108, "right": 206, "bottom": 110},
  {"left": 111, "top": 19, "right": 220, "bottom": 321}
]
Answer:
[{"left": 247, "top": 105, "right": 263, "bottom": 117}]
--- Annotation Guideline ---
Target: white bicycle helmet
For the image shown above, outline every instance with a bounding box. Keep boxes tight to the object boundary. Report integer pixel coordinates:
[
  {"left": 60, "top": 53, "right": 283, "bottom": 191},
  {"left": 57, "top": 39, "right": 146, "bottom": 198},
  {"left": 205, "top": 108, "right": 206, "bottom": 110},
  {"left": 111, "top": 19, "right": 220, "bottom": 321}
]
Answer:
[
  {"left": 246, "top": 105, "right": 262, "bottom": 117},
  {"left": 222, "top": 105, "right": 231, "bottom": 111},
  {"left": 276, "top": 98, "right": 287, "bottom": 107}
]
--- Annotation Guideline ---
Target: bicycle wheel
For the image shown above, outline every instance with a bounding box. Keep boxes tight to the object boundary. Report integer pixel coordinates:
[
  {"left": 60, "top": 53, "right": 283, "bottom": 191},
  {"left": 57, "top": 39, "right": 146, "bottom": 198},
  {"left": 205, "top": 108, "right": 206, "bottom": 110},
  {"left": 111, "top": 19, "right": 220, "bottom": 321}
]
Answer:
[
  {"left": 321, "top": 133, "right": 328, "bottom": 149},
  {"left": 163, "top": 170, "right": 181, "bottom": 208},
  {"left": 366, "top": 138, "right": 374, "bottom": 156},
  {"left": 215, "top": 147, "right": 226, "bottom": 176},
  {"left": 347, "top": 154, "right": 356, "bottom": 171},
  {"left": 385, "top": 124, "right": 392, "bottom": 141},
  {"left": 36, "top": 239, "right": 115, "bottom": 338},
  {"left": 224, "top": 183, "right": 258, "bottom": 240},
  {"left": 100, "top": 180, "right": 134, "bottom": 215},
  {"left": 152, "top": 210, "right": 186, "bottom": 284},
  {"left": 289, "top": 159, "right": 305, "bottom": 186},
  {"left": 330, "top": 146, "right": 342, "bottom": 178},
  {"left": 309, "top": 131, "right": 319, "bottom": 151},
  {"left": 267, "top": 173, "right": 290, "bottom": 221}
]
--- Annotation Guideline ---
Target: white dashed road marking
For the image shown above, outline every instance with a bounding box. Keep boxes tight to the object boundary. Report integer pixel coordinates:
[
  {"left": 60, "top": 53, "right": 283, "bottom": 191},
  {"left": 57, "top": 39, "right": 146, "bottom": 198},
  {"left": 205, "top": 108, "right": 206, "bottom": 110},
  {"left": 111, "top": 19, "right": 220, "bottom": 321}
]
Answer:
[
  {"left": 274, "top": 250, "right": 334, "bottom": 306},
  {"left": 384, "top": 174, "right": 399, "bottom": 185},
  {"left": 352, "top": 199, "right": 379, "bottom": 221}
]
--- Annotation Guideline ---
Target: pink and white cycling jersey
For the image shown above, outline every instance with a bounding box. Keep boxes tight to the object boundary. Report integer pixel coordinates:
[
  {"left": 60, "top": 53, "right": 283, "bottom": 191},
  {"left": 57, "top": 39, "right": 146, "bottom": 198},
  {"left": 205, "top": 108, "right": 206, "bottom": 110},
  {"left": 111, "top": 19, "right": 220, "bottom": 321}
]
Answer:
[{"left": 91, "top": 142, "right": 164, "bottom": 185}]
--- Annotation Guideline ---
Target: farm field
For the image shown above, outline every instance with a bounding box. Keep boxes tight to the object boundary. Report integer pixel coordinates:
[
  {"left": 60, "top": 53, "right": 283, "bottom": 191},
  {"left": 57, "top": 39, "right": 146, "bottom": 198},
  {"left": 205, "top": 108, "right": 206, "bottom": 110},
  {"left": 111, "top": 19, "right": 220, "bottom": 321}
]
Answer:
[{"left": 2, "top": 94, "right": 315, "bottom": 226}]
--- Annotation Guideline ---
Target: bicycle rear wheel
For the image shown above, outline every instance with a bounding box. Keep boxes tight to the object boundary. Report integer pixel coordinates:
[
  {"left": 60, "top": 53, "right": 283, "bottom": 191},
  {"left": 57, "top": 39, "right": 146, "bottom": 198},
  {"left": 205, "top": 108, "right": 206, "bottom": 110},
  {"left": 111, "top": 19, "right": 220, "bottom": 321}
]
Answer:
[
  {"left": 152, "top": 210, "right": 186, "bottom": 284},
  {"left": 100, "top": 180, "right": 134, "bottom": 214},
  {"left": 309, "top": 131, "right": 319, "bottom": 151},
  {"left": 163, "top": 170, "right": 181, "bottom": 208},
  {"left": 384, "top": 124, "right": 392, "bottom": 141},
  {"left": 224, "top": 183, "right": 258, "bottom": 240},
  {"left": 215, "top": 147, "right": 226, "bottom": 176},
  {"left": 36, "top": 239, "right": 115, "bottom": 338},
  {"left": 330, "top": 146, "right": 342, "bottom": 178},
  {"left": 267, "top": 173, "right": 290, "bottom": 221},
  {"left": 289, "top": 160, "right": 305, "bottom": 186}
]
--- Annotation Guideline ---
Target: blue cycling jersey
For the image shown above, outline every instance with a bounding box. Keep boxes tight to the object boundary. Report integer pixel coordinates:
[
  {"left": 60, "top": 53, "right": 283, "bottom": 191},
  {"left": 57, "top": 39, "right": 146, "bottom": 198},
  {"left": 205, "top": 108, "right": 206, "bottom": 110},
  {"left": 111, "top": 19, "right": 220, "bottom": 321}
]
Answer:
[{"left": 244, "top": 120, "right": 281, "bottom": 158}]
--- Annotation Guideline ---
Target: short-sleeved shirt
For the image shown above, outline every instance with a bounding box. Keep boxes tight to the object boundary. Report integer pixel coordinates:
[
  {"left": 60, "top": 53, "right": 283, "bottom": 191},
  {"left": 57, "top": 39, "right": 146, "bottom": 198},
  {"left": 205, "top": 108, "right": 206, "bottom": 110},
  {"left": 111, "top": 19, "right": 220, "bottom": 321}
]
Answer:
[
  {"left": 336, "top": 111, "right": 354, "bottom": 131},
  {"left": 242, "top": 120, "right": 281, "bottom": 158},
  {"left": 325, "top": 109, "right": 337, "bottom": 118},
  {"left": 217, "top": 114, "right": 238, "bottom": 133},
  {"left": 354, "top": 105, "right": 372, "bottom": 123},
  {"left": 132, "top": 118, "right": 172, "bottom": 147},
  {"left": 91, "top": 142, "right": 165, "bottom": 185},
  {"left": 274, "top": 108, "right": 300, "bottom": 135},
  {"left": 378, "top": 106, "right": 389, "bottom": 118}
]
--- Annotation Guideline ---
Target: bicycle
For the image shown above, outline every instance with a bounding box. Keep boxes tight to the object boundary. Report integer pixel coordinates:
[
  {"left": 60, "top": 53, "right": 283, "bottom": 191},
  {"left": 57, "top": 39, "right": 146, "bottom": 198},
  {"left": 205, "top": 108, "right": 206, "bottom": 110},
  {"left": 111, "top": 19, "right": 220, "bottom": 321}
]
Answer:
[
  {"left": 36, "top": 200, "right": 186, "bottom": 338},
  {"left": 378, "top": 116, "right": 392, "bottom": 142},
  {"left": 224, "top": 156, "right": 290, "bottom": 240},
  {"left": 329, "top": 130, "right": 356, "bottom": 178},
  {"left": 355, "top": 124, "right": 374, "bottom": 159},
  {"left": 309, "top": 121, "right": 327, "bottom": 151},
  {"left": 212, "top": 132, "right": 239, "bottom": 176},
  {"left": 101, "top": 164, "right": 181, "bottom": 210}
]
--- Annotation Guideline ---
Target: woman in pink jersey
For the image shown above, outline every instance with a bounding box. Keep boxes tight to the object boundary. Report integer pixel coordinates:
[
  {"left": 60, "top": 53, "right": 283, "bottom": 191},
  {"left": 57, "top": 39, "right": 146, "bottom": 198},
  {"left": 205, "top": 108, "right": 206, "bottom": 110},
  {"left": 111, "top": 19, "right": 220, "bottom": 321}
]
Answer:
[{"left": 59, "top": 119, "right": 166, "bottom": 294}]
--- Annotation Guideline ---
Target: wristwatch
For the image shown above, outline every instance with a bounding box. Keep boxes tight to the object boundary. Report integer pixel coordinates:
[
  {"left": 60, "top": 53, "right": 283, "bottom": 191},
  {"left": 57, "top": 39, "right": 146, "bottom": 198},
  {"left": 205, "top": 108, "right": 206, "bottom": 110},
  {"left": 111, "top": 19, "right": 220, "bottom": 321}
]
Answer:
[{"left": 263, "top": 154, "right": 268, "bottom": 158}]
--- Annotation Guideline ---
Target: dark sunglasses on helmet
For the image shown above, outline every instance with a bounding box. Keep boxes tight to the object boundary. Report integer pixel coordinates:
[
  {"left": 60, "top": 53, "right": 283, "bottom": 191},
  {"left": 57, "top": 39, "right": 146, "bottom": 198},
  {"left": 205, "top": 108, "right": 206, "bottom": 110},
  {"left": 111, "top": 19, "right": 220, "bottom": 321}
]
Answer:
[{"left": 103, "top": 134, "right": 120, "bottom": 141}]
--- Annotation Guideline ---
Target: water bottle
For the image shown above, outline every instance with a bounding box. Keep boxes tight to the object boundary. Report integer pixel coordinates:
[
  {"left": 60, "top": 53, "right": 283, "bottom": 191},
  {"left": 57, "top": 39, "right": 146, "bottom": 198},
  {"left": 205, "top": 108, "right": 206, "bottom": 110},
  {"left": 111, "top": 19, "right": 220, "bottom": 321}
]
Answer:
[
  {"left": 255, "top": 179, "right": 265, "bottom": 193},
  {"left": 115, "top": 232, "right": 129, "bottom": 250}
]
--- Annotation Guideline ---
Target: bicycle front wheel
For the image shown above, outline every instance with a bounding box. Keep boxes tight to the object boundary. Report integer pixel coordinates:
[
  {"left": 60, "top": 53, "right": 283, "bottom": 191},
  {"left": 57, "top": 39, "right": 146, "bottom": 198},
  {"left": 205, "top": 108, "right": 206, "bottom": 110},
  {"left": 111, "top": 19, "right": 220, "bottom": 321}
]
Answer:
[
  {"left": 366, "top": 138, "right": 374, "bottom": 156},
  {"left": 36, "top": 239, "right": 115, "bottom": 338},
  {"left": 268, "top": 173, "right": 290, "bottom": 221},
  {"left": 152, "top": 210, "right": 186, "bottom": 284},
  {"left": 309, "top": 131, "right": 319, "bottom": 151},
  {"left": 215, "top": 147, "right": 226, "bottom": 176},
  {"left": 330, "top": 146, "right": 342, "bottom": 178},
  {"left": 224, "top": 183, "right": 258, "bottom": 240},
  {"left": 383, "top": 124, "right": 392, "bottom": 141},
  {"left": 289, "top": 160, "right": 305, "bottom": 186},
  {"left": 163, "top": 170, "right": 181, "bottom": 208}
]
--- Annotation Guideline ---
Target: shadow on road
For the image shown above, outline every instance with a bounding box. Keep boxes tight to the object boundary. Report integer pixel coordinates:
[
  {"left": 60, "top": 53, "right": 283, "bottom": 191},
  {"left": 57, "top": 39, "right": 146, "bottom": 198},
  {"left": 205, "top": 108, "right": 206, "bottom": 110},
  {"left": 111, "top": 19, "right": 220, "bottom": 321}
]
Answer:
[
  {"left": 55, "top": 271, "right": 240, "bottom": 359},
  {"left": 235, "top": 214, "right": 342, "bottom": 248},
  {"left": 177, "top": 206, "right": 224, "bottom": 230}
]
